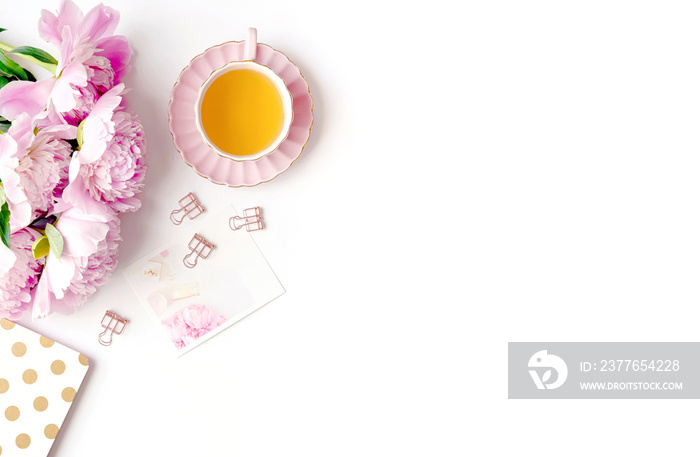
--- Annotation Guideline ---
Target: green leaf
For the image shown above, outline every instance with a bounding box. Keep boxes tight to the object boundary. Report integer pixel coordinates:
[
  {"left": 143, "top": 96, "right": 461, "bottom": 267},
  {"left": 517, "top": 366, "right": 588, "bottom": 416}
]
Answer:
[
  {"left": 0, "top": 75, "right": 8, "bottom": 89},
  {"left": 0, "top": 122, "right": 9, "bottom": 134},
  {"left": 44, "top": 223, "right": 64, "bottom": 260},
  {"left": 0, "top": 67, "right": 13, "bottom": 79},
  {"left": 0, "top": 180, "right": 8, "bottom": 249},
  {"left": 76, "top": 120, "right": 84, "bottom": 150},
  {"left": 23, "top": 68, "right": 36, "bottom": 82},
  {"left": 0, "top": 200, "right": 10, "bottom": 249},
  {"left": 0, "top": 50, "right": 27, "bottom": 80},
  {"left": 10, "top": 46, "right": 58, "bottom": 65},
  {"left": 0, "top": 179, "right": 10, "bottom": 249},
  {"left": 0, "top": 29, "right": 5, "bottom": 33},
  {"left": 31, "top": 235, "right": 50, "bottom": 260}
]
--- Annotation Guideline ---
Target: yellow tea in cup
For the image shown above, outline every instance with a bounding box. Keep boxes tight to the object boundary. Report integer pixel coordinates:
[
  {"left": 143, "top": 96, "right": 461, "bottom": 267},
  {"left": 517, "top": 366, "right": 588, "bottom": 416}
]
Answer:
[
  {"left": 200, "top": 68, "right": 285, "bottom": 157},
  {"left": 195, "top": 29, "right": 293, "bottom": 161}
]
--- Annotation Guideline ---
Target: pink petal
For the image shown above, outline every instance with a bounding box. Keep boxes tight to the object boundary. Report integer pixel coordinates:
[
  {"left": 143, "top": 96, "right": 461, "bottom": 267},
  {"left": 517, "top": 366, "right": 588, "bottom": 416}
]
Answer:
[
  {"left": 67, "top": 156, "right": 81, "bottom": 182},
  {"left": 89, "top": 83, "right": 123, "bottom": 120},
  {"left": 8, "top": 199, "right": 32, "bottom": 233},
  {"left": 0, "top": 137, "right": 32, "bottom": 231},
  {"left": 59, "top": 218, "right": 109, "bottom": 258},
  {"left": 45, "top": 251, "right": 76, "bottom": 299},
  {"left": 38, "top": 0, "right": 84, "bottom": 47},
  {"left": 0, "top": 79, "right": 54, "bottom": 120},
  {"left": 80, "top": 4, "right": 119, "bottom": 42},
  {"left": 0, "top": 132, "right": 18, "bottom": 161},
  {"left": 51, "top": 60, "right": 88, "bottom": 112},
  {"left": 38, "top": 10, "right": 63, "bottom": 46},
  {"left": 0, "top": 245, "right": 17, "bottom": 277},
  {"left": 56, "top": 207, "right": 111, "bottom": 258},
  {"left": 40, "top": 123, "right": 78, "bottom": 140},
  {"left": 6, "top": 113, "right": 35, "bottom": 153},
  {"left": 79, "top": 84, "right": 122, "bottom": 163},
  {"left": 95, "top": 36, "right": 132, "bottom": 82},
  {"left": 63, "top": 173, "right": 118, "bottom": 216},
  {"left": 31, "top": 271, "right": 53, "bottom": 319}
]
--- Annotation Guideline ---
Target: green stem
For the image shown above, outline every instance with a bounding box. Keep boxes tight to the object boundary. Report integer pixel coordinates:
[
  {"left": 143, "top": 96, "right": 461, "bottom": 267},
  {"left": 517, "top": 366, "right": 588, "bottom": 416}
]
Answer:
[{"left": 0, "top": 40, "right": 56, "bottom": 75}]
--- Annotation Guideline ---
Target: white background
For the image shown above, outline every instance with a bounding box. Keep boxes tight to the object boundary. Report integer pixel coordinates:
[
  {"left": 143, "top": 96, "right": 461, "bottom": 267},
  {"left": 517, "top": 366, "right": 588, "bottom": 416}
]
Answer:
[{"left": 4, "top": 0, "right": 700, "bottom": 455}]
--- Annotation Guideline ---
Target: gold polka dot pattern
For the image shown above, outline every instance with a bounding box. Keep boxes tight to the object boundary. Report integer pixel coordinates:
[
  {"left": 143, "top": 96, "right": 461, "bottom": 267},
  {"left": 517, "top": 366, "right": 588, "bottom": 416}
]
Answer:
[
  {"left": 0, "top": 318, "right": 89, "bottom": 455},
  {"left": 33, "top": 397, "right": 48, "bottom": 412},
  {"left": 61, "top": 387, "right": 76, "bottom": 403},
  {"left": 22, "top": 369, "right": 38, "bottom": 384},
  {"left": 50, "top": 360, "right": 66, "bottom": 375},
  {"left": 39, "top": 336, "right": 54, "bottom": 348},
  {"left": 4, "top": 406, "right": 19, "bottom": 421},
  {"left": 0, "top": 319, "right": 14, "bottom": 330},
  {"left": 44, "top": 424, "right": 59, "bottom": 440},
  {"left": 15, "top": 434, "right": 30, "bottom": 449},
  {"left": 11, "top": 342, "right": 26, "bottom": 357}
]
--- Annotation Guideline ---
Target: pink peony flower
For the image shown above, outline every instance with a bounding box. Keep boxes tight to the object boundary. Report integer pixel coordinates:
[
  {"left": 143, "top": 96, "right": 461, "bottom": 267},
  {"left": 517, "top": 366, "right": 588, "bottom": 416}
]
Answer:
[
  {"left": 77, "top": 109, "right": 146, "bottom": 212},
  {"left": 0, "top": 0, "right": 131, "bottom": 125},
  {"left": 16, "top": 127, "right": 73, "bottom": 221},
  {"left": 0, "top": 114, "right": 75, "bottom": 229},
  {"left": 0, "top": 118, "right": 34, "bottom": 232},
  {"left": 0, "top": 228, "right": 43, "bottom": 320},
  {"left": 64, "top": 84, "right": 146, "bottom": 213},
  {"left": 71, "top": 83, "right": 123, "bottom": 168},
  {"left": 45, "top": 216, "right": 121, "bottom": 315},
  {"left": 38, "top": 0, "right": 131, "bottom": 125},
  {"left": 31, "top": 201, "right": 116, "bottom": 318},
  {"left": 162, "top": 304, "right": 227, "bottom": 349}
]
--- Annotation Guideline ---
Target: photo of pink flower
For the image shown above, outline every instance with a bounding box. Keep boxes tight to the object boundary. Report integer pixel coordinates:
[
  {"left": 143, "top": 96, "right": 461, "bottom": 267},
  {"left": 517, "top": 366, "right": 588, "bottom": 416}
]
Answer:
[{"left": 161, "top": 304, "right": 227, "bottom": 349}]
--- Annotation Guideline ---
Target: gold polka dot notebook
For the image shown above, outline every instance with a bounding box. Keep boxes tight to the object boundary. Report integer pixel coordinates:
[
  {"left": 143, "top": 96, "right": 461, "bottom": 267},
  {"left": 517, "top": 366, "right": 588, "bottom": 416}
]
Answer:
[{"left": 0, "top": 318, "right": 89, "bottom": 456}]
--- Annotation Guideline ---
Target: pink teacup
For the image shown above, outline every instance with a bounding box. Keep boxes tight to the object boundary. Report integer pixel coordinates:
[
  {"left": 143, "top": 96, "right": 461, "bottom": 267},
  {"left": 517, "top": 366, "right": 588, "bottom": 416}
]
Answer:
[{"left": 194, "top": 28, "right": 293, "bottom": 161}]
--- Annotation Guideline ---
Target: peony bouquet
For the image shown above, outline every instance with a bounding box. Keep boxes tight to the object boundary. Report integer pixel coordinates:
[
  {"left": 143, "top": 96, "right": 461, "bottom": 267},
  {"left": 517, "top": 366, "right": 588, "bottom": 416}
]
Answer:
[{"left": 0, "top": 1, "right": 146, "bottom": 319}]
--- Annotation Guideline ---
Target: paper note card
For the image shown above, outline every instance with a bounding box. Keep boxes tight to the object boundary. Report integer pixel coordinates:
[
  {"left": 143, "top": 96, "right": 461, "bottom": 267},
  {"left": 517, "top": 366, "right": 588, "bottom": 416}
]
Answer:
[{"left": 123, "top": 204, "right": 285, "bottom": 356}]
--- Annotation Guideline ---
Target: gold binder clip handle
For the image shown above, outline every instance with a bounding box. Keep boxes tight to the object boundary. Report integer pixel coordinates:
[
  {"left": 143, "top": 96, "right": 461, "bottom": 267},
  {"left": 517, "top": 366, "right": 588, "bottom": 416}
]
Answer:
[
  {"left": 229, "top": 207, "right": 263, "bottom": 232},
  {"left": 99, "top": 311, "right": 127, "bottom": 346},
  {"left": 170, "top": 193, "right": 204, "bottom": 225},
  {"left": 183, "top": 233, "right": 214, "bottom": 269}
]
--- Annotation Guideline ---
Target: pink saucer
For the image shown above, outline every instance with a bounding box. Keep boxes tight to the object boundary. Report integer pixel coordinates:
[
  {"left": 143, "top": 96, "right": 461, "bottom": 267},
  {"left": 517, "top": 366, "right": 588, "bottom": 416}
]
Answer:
[{"left": 168, "top": 41, "right": 313, "bottom": 187}]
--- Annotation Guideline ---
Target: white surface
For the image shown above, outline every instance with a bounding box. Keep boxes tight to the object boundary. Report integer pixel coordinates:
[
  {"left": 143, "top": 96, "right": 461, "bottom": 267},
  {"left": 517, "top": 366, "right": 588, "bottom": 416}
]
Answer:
[{"left": 3, "top": 0, "right": 700, "bottom": 455}]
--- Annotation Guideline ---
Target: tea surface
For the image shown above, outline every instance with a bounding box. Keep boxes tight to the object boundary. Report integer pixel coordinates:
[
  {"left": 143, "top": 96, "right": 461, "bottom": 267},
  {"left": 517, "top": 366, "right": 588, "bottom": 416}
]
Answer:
[{"left": 201, "top": 69, "right": 285, "bottom": 156}]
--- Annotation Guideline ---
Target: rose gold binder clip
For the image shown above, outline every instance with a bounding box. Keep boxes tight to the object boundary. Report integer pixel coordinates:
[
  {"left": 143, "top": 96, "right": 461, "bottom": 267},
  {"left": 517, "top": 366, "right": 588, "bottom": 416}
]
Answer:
[
  {"left": 229, "top": 207, "right": 263, "bottom": 232},
  {"left": 183, "top": 233, "right": 214, "bottom": 268},
  {"left": 170, "top": 193, "right": 204, "bottom": 225},
  {"left": 99, "top": 310, "right": 127, "bottom": 346}
]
